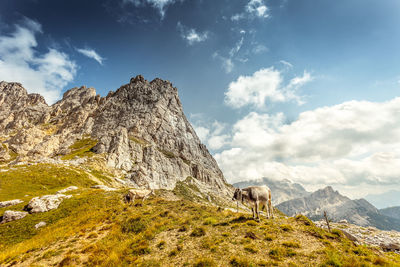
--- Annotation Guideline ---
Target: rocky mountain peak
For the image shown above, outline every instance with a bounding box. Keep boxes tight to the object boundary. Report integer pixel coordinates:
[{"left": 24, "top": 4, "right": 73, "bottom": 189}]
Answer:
[
  {"left": 0, "top": 81, "right": 47, "bottom": 106},
  {"left": 316, "top": 186, "right": 337, "bottom": 197},
  {"left": 0, "top": 76, "right": 229, "bottom": 194}
]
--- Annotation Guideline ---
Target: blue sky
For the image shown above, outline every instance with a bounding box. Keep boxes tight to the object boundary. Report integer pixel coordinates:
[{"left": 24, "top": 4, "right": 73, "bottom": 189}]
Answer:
[{"left": 1, "top": 0, "right": 400, "bottom": 201}]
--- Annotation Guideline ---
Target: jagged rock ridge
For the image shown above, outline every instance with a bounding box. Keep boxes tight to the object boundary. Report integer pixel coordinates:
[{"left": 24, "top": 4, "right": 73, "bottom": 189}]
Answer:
[{"left": 0, "top": 76, "right": 227, "bottom": 192}]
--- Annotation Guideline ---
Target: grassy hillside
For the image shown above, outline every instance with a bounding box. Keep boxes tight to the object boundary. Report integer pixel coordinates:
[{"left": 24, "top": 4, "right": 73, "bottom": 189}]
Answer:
[{"left": 1, "top": 165, "right": 400, "bottom": 266}]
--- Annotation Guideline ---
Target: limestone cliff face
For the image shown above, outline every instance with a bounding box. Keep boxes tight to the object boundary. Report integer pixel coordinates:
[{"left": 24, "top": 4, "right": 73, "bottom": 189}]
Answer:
[{"left": 0, "top": 76, "right": 227, "bottom": 191}]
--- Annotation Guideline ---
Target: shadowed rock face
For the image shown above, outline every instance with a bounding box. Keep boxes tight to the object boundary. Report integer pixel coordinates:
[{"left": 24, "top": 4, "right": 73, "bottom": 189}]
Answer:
[{"left": 0, "top": 76, "right": 227, "bottom": 192}]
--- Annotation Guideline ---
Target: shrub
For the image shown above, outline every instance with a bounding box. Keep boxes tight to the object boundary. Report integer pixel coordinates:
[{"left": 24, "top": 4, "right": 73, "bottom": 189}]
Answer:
[
  {"left": 130, "top": 241, "right": 151, "bottom": 256},
  {"left": 280, "top": 224, "right": 293, "bottom": 232},
  {"left": 282, "top": 241, "right": 300, "bottom": 248},
  {"left": 264, "top": 234, "right": 275, "bottom": 241},
  {"left": 244, "top": 245, "right": 258, "bottom": 254},
  {"left": 331, "top": 229, "right": 342, "bottom": 238},
  {"left": 204, "top": 217, "right": 217, "bottom": 225},
  {"left": 121, "top": 217, "right": 146, "bottom": 234},
  {"left": 295, "top": 214, "right": 313, "bottom": 226},
  {"left": 178, "top": 225, "right": 188, "bottom": 232},
  {"left": 373, "top": 257, "right": 387, "bottom": 266},
  {"left": 190, "top": 227, "right": 206, "bottom": 237},
  {"left": 324, "top": 250, "right": 342, "bottom": 267},
  {"left": 229, "top": 256, "right": 254, "bottom": 267},
  {"left": 269, "top": 247, "right": 284, "bottom": 260},
  {"left": 193, "top": 257, "right": 216, "bottom": 267},
  {"left": 246, "top": 220, "right": 258, "bottom": 226},
  {"left": 169, "top": 249, "right": 178, "bottom": 257},
  {"left": 156, "top": 240, "right": 166, "bottom": 249}
]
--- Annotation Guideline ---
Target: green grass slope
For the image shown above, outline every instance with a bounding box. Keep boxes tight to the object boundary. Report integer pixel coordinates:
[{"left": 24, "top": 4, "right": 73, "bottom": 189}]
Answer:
[{"left": 0, "top": 165, "right": 399, "bottom": 266}]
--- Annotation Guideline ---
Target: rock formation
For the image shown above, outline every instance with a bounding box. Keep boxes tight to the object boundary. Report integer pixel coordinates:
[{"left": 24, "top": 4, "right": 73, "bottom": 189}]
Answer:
[
  {"left": 0, "top": 76, "right": 228, "bottom": 193},
  {"left": 0, "top": 210, "right": 28, "bottom": 224},
  {"left": 0, "top": 199, "right": 23, "bottom": 208},
  {"left": 24, "top": 194, "right": 72, "bottom": 213}
]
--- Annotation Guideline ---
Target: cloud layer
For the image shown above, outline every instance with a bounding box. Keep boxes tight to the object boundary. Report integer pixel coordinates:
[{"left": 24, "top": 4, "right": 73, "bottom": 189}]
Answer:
[
  {"left": 0, "top": 18, "right": 77, "bottom": 104},
  {"left": 213, "top": 97, "right": 400, "bottom": 198}
]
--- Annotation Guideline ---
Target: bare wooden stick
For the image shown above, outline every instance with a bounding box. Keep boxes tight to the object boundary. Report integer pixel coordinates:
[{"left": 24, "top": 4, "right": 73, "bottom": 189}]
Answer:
[
  {"left": 236, "top": 201, "right": 239, "bottom": 213},
  {"left": 324, "top": 211, "right": 331, "bottom": 233}
]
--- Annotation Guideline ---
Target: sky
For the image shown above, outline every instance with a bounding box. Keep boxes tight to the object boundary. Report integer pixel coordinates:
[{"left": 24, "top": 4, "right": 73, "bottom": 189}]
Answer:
[{"left": 1, "top": 0, "right": 400, "bottom": 200}]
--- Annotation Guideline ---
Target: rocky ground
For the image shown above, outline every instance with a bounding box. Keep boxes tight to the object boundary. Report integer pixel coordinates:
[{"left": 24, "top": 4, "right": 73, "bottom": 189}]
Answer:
[{"left": 315, "top": 220, "right": 400, "bottom": 255}]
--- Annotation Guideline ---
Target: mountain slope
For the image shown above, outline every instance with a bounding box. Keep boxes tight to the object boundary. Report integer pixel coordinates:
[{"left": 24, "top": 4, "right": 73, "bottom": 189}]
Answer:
[
  {"left": 1, "top": 166, "right": 399, "bottom": 266},
  {"left": 0, "top": 77, "right": 228, "bottom": 193},
  {"left": 277, "top": 186, "right": 400, "bottom": 231},
  {"left": 380, "top": 206, "right": 400, "bottom": 220},
  {"left": 233, "top": 177, "right": 309, "bottom": 205}
]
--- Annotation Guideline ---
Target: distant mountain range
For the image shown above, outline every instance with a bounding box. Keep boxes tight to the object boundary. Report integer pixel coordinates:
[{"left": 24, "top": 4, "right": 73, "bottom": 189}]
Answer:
[
  {"left": 365, "top": 190, "right": 400, "bottom": 209},
  {"left": 234, "top": 177, "right": 400, "bottom": 231},
  {"left": 276, "top": 186, "right": 400, "bottom": 231},
  {"left": 233, "top": 177, "right": 309, "bottom": 205},
  {"left": 380, "top": 206, "right": 400, "bottom": 220}
]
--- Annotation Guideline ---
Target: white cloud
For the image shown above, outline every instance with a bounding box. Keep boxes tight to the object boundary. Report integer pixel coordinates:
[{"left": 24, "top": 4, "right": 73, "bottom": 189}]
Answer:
[
  {"left": 76, "top": 48, "right": 104, "bottom": 65},
  {"left": 229, "top": 37, "right": 244, "bottom": 57},
  {"left": 252, "top": 44, "right": 268, "bottom": 54},
  {"left": 225, "top": 67, "right": 312, "bottom": 109},
  {"left": 177, "top": 22, "right": 208, "bottom": 45},
  {"left": 232, "top": 0, "right": 269, "bottom": 21},
  {"left": 246, "top": 0, "right": 269, "bottom": 18},
  {"left": 214, "top": 97, "right": 400, "bottom": 198},
  {"left": 123, "top": 0, "right": 181, "bottom": 18},
  {"left": 0, "top": 18, "right": 77, "bottom": 104},
  {"left": 193, "top": 120, "right": 230, "bottom": 150},
  {"left": 280, "top": 60, "right": 293, "bottom": 68},
  {"left": 213, "top": 34, "right": 247, "bottom": 73}
]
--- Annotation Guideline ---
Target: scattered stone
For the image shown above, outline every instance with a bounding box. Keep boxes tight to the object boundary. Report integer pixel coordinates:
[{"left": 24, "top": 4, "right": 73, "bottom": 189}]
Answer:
[
  {"left": 35, "top": 221, "right": 47, "bottom": 229},
  {"left": 315, "top": 220, "right": 400, "bottom": 252},
  {"left": 57, "top": 186, "right": 78, "bottom": 194},
  {"left": 341, "top": 229, "right": 358, "bottom": 242},
  {"left": 24, "top": 194, "right": 72, "bottom": 213},
  {"left": 91, "top": 185, "right": 117, "bottom": 191},
  {"left": 0, "top": 210, "right": 28, "bottom": 224},
  {"left": 380, "top": 242, "right": 400, "bottom": 252},
  {"left": 339, "top": 219, "right": 348, "bottom": 224},
  {"left": 0, "top": 199, "right": 23, "bottom": 208}
]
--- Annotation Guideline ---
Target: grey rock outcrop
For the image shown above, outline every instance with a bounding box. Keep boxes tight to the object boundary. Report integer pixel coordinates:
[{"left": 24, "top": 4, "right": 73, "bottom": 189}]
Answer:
[
  {"left": 0, "top": 210, "right": 28, "bottom": 224},
  {"left": 0, "top": 199, "right": 23, "bottom": 208},
  {"left": 57, "top": 186, "right": 79, "bottom": 194},
  {"left": 0, "top": 76, "right": 228, "bottom": 194},
  {"left": 24, "top": 194, "right": 72, "bottom": 213},
  {"left": 35, "top": 221, "right": 47, "bottom": 229}
]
